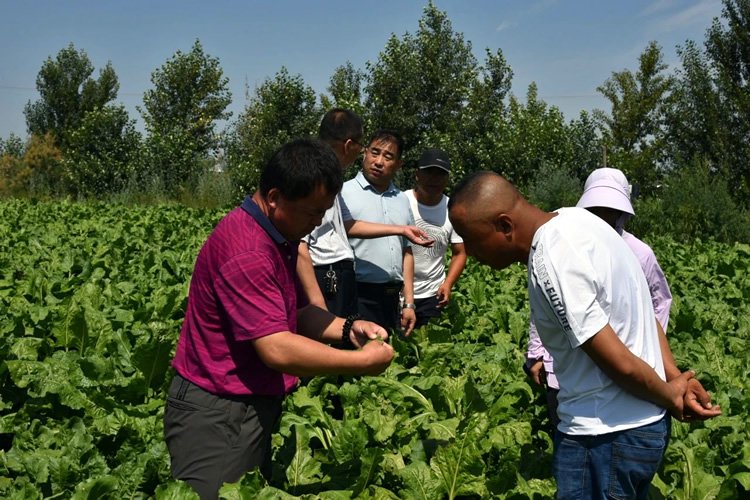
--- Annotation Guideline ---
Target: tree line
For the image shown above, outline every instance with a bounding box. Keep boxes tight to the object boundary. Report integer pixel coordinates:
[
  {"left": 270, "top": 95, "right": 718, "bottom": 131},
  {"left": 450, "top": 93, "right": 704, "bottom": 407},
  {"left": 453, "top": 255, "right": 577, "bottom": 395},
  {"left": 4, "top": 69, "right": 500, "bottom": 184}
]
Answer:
[{"left": 1, "top": 1, "right": 749, "bottom": 243}]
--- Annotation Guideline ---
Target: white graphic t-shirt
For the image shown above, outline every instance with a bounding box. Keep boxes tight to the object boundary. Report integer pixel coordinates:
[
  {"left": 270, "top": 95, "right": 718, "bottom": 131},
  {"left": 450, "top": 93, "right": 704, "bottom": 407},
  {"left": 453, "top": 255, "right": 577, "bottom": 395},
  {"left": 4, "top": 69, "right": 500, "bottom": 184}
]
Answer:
[{"left": 405, "top": 190, "right": 463, "bottom": 299}]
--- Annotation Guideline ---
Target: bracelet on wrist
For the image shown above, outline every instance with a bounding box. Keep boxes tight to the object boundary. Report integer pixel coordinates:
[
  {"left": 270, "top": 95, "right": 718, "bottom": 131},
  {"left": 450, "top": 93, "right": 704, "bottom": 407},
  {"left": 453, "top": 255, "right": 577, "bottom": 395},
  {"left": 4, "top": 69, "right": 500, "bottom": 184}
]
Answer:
[
  {"left": 402, "top": 303, "right": 416, "bottom": 310},
  {"left": 342, "top": 314, "right": 360, "bottom": 346}
]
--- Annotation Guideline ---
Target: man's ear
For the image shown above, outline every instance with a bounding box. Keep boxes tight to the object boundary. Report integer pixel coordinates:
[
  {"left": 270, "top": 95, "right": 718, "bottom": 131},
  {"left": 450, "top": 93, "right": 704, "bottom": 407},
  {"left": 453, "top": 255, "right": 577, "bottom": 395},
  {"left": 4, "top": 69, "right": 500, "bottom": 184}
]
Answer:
[
  {"left": 266, "top": 188, "right": 281, "bottom": 209},
  {"left": 493, "top": 213, "right": 513, "bottom": 236}
]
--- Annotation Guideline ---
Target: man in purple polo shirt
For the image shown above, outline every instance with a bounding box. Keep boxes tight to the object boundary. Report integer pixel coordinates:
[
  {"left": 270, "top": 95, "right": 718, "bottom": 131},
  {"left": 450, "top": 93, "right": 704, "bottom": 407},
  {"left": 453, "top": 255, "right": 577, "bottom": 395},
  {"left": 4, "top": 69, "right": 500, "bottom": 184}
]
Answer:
[{"left": 164, "top": 138, "right": 395, "bottom": 499}]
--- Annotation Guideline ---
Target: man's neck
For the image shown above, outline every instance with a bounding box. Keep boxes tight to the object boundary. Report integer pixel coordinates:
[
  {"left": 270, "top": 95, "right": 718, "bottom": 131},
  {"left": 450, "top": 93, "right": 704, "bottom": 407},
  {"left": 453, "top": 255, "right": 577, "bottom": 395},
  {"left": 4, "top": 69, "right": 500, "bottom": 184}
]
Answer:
[{"left": 414, "top": 188, "right": 442, "bottom": 206}]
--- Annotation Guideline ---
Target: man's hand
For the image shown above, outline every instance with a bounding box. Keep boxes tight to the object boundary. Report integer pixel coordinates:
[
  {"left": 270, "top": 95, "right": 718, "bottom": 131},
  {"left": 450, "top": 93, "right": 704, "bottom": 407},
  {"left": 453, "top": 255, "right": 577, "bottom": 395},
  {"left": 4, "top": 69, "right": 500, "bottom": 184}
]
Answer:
[
  {"left": 665, "top": 370, "right": 695, "bottom": 421},
  {"left": 358, "top": 339, "right": 395, "bottom": 375},
  {"left": 682, "top": 377, "right": 722, "bottom": 421},
  {"left": 401, "top": 307, "right": 416, "bottom": 336},
  {"left": 525, "top": 360, "right": 545, "bottom": 386},
  {"left": 436, "top": 283, "right": 451, "bottom": 308},
  {"left": 402, "top": 226, "right": 435, "bottom": 247},
  {"left": 348, "top": 319, "right": 389, "bottom": 349}
]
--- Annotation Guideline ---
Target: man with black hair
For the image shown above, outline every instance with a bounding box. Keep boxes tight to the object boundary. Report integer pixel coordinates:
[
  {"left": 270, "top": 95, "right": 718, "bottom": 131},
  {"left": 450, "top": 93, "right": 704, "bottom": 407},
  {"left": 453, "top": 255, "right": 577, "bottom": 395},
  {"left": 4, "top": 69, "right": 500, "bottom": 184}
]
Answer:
[
  {"left": 164, "top": 138, "right": 395, "bottom": 499},
  {"left": 405, "top": 148, "right": 467, "bottom": 328},
  {"left": 340, "top": 129, "right": 419, "bottom": 336},
  {"left": 298, "top": 109, "right": 431, "bottom": 319}
]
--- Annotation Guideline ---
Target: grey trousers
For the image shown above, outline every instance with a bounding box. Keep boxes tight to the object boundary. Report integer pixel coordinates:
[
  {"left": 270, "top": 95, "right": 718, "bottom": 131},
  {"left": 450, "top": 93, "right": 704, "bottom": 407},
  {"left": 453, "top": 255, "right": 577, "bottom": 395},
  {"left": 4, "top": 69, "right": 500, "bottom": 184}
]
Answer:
[{"left": 163, "top": 373, "right": 283, "bottom": 500}]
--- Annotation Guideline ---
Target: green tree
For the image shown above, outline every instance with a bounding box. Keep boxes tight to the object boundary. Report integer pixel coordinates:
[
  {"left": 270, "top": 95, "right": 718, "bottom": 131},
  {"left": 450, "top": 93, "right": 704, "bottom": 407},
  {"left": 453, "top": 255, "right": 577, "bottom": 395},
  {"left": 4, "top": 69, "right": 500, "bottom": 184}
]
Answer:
[
  {"left": 0, "top": 134, "right": 25, "bottom": 158},
  {"left": 704, "top": 0, "right": 750, "bottom": 204},
  {"left": 364, "top": 2, "right": 477, "bottom": 164},
  {"left": 225, "top": 67, "right": 320, "bottom": 197},
  {"left": 498, "top": 83, "right": 592, "bottom": 189},
  {"left": 595, "top": 41, "right": 673, "bottom": 195},
  {"left": 321, "top": 62, "right": 366, "bottom": 117},
  {"left": 141, "top": 39, "right": 232, "bottom": 194},
  {"left": 63, "top": 105, "right": 142, "bottom": 197},
  {"left": 24, "top": 43, "right": 119, "bottom": 148},
  {"left": 0, "top": 133, "right": 62, "bottom": 197},
  {"left": 459, "top": 48, "right": 514, "bottom": 181},
  {"left": 664, "top": 41, "right": 726, "bottom": 172},
  {"left": 567, "top": 111, "right": 604, "bottom": 182}
]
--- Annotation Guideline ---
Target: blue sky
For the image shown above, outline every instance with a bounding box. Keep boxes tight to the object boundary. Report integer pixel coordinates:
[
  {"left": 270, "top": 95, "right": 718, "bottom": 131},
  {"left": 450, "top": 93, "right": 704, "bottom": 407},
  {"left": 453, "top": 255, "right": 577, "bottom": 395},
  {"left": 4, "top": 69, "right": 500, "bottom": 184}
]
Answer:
[{"left": 0, "top": 0, "right": 723, "bottom": 140}]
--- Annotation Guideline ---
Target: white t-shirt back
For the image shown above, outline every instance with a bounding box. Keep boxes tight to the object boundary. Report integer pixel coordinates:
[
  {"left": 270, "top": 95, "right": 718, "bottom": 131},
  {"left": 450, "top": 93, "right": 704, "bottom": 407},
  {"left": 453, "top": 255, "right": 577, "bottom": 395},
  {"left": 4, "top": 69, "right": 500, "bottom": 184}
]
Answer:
[
  {"left": 302, "top": 195, "right": 354, "bottom": 266},
  {"left": 528, "top": 207, "right": 665, "bottom": 435}
]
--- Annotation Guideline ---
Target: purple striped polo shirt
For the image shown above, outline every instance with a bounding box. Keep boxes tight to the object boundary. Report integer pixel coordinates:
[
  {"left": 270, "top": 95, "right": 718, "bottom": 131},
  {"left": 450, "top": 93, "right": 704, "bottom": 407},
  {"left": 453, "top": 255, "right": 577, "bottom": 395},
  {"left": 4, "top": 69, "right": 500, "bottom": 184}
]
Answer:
[{"left": 172, "top": 197, "right": 304, "bottom": 396}]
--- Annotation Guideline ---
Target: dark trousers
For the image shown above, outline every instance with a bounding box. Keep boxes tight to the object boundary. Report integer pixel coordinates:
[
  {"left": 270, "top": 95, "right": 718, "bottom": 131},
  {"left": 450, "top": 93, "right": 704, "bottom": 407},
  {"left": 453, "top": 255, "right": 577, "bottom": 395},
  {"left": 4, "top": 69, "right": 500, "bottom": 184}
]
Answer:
[
  {"left": 313, "top": 260, "right": 358, "bottom": 317},
  {"left": 356, "top": 281, "right": 403, "bottom": 331},
  {"left": 163, "top": 373, "right": 283, "bottom": 500},
  {"left": 414, "top": 295, "right": 442, "bottom": 328}
]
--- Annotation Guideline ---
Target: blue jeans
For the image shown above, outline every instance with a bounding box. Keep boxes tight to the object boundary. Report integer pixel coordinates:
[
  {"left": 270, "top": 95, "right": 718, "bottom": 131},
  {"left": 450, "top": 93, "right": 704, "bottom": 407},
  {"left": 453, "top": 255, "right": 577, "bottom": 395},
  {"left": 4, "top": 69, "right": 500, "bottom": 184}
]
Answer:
[{"left": 553, "top": 415, "right": 670, "bottom": 499}]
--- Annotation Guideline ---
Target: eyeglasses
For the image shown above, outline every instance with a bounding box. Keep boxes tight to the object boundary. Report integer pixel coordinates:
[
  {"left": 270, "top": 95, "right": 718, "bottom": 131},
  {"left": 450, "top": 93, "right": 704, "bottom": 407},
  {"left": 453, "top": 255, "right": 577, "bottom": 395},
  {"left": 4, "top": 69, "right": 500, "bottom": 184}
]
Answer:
[{"left": 349, "top": 138, "right": 366, "bottom": 153}]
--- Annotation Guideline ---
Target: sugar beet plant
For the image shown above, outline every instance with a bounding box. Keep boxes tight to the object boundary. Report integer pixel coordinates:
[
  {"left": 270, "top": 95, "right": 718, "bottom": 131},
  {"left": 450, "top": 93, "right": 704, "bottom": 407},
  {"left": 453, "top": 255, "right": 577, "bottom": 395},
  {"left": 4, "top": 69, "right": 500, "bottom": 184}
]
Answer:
[{"left": 0, "top": 199, "right": 748, "bottom": 499}]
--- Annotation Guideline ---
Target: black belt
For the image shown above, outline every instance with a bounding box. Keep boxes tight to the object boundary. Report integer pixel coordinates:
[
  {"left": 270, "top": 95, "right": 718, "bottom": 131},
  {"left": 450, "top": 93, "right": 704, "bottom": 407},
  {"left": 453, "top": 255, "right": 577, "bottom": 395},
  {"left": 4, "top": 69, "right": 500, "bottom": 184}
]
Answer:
[
  {"left": 314, "top": 260, "right": 354, "bottom": 271},
  {"left": 357, "top": 281, "right": 403, "bottom": 295}
]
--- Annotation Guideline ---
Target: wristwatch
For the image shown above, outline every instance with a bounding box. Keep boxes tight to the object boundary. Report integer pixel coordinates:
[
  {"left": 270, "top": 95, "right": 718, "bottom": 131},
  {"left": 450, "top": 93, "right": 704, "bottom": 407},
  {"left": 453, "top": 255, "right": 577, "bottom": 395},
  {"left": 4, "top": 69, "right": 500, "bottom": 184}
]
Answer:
[{"left": 402, "top": 303, "right": 416, "bottom": 310}]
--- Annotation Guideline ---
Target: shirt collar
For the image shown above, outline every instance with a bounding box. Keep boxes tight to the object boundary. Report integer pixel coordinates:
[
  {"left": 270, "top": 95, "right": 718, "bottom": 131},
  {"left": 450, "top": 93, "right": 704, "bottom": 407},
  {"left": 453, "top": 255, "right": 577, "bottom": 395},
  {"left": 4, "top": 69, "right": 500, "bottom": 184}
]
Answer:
[
  {"left": 354, "top": 171, "right": 397, "bottom": 194},
  {"left": 240, "top": 196, "right": 288, "bottom": 245}
]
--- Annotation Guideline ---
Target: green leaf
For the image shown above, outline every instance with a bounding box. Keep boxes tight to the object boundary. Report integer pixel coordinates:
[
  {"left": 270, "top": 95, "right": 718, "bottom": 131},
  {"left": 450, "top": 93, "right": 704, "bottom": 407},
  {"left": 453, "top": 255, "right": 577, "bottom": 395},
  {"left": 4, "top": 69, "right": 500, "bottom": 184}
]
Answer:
[
  {"left": 398, "top": 461, "right": 441, "bottom": 500},
  {"left": 429, "top": 415, "right": 488, "bottom": 499},
  {"left": 71, "top": 475, "right": 118, "bottom": 500}
]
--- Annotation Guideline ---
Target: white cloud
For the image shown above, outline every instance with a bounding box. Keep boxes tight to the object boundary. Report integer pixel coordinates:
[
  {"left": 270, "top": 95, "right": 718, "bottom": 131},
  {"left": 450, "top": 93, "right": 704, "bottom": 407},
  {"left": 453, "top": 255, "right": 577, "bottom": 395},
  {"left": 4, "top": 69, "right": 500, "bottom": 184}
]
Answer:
[
  {"left": 640, "top": 0, "right": 678, "bottom": 17},
  {"left": 657, "top": 0, "right": 722, "bottom": 32},
  {"left": 492, "top": 0, "right": 556, "bottom": 32},
  {"left": 496, "top": 21, "right": 512, "bottom": 32}
]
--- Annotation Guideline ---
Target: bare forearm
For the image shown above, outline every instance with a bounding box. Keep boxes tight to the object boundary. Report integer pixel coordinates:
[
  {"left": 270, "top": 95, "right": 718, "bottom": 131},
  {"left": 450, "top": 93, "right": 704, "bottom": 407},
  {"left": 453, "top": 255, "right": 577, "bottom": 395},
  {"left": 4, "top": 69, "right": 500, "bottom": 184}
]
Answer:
[
  {"left": 254, "top": 332, "right": 372, "bottom": 377},
  {"left": 443, "top": 250, "right": 467, "bottom": 290},
  {"left": 297, "top": 244, "right": 327, "bottom": 309},
  {"left": 583, "top": 324, "right": 679, "bottom": 410},
  {"left": 656, "top": 320, "right": 681, "bottom": 381},
  {"left": 346, "top": 219, "right": 405, "bottom": 239},
  {"left": 297, "top": 305, "right": 345, "bottom": 344},
  {"left": 402, "top": 250, "right": 415, "bottom": 303}
]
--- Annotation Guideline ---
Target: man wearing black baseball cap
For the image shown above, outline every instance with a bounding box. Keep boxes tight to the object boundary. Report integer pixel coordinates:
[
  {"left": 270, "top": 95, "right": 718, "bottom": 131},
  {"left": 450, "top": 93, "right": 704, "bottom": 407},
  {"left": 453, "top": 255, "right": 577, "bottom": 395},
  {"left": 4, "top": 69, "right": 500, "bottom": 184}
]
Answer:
[{"left": 404, "top": 148, "right": 467, "bottom": 328}]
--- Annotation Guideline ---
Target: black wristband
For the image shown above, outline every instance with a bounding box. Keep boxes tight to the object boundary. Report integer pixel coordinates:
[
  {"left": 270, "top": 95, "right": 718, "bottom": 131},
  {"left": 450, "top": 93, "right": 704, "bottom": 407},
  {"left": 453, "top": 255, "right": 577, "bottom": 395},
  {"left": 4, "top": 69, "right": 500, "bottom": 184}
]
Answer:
[{"left": 342, "top": 314, "right": 361, "bottom": 346}]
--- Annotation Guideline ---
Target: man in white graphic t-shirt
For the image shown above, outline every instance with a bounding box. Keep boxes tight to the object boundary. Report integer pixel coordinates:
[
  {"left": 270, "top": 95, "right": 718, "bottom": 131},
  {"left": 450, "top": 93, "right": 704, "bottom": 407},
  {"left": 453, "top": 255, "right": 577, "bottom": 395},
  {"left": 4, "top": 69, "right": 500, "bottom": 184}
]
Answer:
[
  {"left": 448, "top": 171, "right": 721, "bottom": 499},
  {"left": 404, "top": 148, "right": 466, "bottom": 328}
]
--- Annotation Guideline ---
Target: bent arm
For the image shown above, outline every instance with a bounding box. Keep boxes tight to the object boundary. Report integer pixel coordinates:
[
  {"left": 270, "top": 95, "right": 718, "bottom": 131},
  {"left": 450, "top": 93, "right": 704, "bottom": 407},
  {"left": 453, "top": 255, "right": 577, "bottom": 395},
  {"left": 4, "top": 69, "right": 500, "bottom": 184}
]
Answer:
[
  {"left": 297, "top": 243, "right": 327, "bottom": 310},
  {"left": 581, "top": 323, "right": 687, "bottom": 414},
  {"left": 344, "top": 219, "right": 432, "bottom": 245},
  {"left": 253, "top": 330, "right": 393, "bottom": 377},
  {"left": 443, "top": 242, "right": 467, "bottom": 290}
]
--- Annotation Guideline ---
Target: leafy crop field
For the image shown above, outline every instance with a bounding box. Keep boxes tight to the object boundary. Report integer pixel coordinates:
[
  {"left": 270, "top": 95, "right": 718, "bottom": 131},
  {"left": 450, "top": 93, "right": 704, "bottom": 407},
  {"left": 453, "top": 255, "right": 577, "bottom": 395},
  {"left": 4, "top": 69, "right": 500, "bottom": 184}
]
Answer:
[{"left": 1, "top": 199, "right": 748, "bottom": 499}]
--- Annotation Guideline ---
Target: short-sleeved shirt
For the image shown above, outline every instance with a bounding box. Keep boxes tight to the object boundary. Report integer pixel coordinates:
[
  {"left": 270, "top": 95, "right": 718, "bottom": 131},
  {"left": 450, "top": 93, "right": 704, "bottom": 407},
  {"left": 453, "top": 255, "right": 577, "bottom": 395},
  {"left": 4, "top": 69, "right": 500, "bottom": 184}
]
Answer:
[
  {"left": 528, "top": 207, "right": 665, "bottom": 435},
  {"left": 527, "top": 225, "right": 673, "bottom": 391},
  {"left": 302, "top": 196, "right": 355, "bottom": 266},
  {"left": 622, "top": 231, "right": 672, "bottom": 331},
  {"left": 404, "top": 190, "right": 463, "bottom": 298},
  {"left": 340, "top": 171, "right": 414, "bottom": 283},
  {"left": 172, "top": 196, "right": 304, "bottom": 397}
]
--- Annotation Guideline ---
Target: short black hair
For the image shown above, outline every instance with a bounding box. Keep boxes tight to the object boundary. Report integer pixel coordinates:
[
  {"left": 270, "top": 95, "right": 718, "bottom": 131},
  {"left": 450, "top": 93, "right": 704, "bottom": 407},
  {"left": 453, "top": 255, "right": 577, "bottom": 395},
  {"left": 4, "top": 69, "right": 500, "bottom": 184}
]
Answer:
[
  {"left": 318, "top": 108, "right": 364, "bottom": 143},
  {"left": 367, "top": 129, "right": 405, "bottom": 158},
  {"left": 259, "top": 138, "right": 343, "bottom": 201}
]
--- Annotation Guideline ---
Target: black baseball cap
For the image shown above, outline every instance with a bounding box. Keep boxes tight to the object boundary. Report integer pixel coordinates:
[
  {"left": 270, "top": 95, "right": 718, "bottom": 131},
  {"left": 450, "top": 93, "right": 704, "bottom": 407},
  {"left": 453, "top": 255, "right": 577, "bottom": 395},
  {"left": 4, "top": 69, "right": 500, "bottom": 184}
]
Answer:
[{"left": 417, "top": 148, "right": 450, "bottom": 173}]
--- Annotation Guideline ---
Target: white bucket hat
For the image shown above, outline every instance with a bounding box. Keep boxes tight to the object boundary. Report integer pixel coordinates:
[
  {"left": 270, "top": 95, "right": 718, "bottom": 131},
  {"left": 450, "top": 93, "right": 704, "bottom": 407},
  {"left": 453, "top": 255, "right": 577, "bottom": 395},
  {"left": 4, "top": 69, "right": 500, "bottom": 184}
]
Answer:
[{"left": 576, "top": 167, "right": 634, "bottom": 216}]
